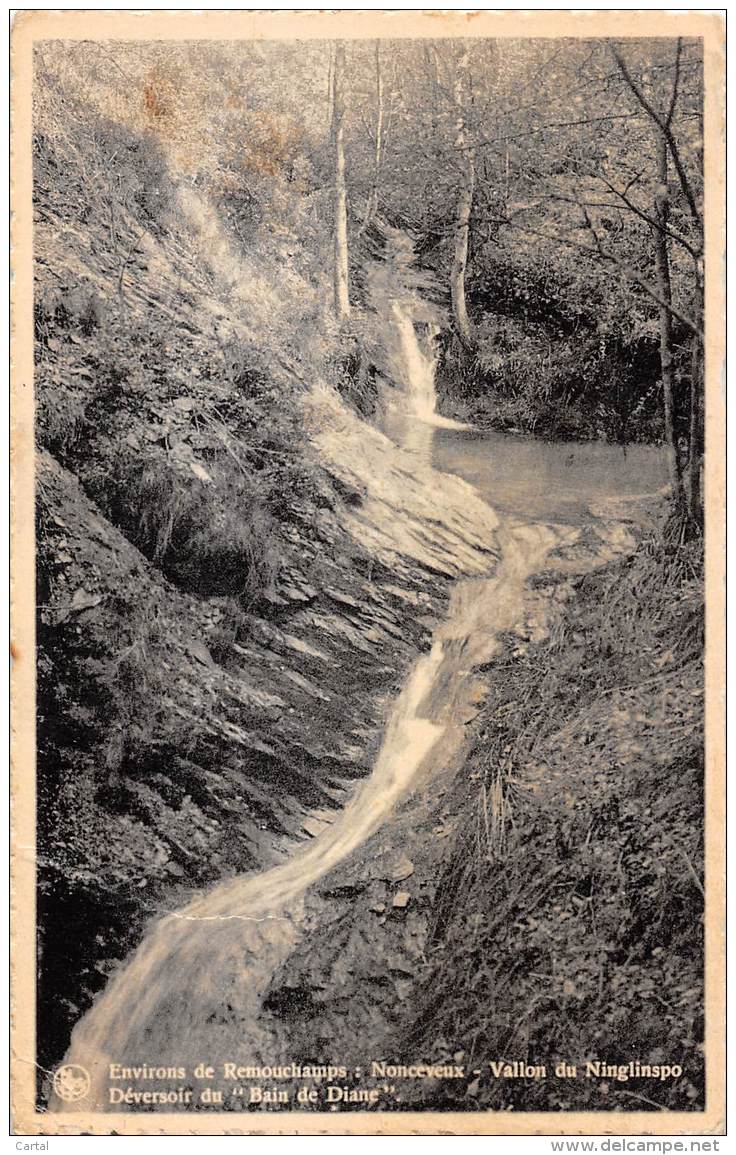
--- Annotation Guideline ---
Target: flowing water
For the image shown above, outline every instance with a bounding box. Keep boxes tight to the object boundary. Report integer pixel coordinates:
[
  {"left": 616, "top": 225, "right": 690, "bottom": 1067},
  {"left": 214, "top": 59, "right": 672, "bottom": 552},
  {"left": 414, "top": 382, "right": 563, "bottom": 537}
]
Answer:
[{"left": 52, "top": 275, "right": 665, "bottom": 1114}]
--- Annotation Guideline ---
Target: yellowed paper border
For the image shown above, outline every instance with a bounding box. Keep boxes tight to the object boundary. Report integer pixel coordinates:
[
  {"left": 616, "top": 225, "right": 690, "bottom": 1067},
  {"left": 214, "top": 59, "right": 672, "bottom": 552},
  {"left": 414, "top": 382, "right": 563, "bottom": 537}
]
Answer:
[{"left": 10, "top": 8, "right": 726, "bottom": 1136}]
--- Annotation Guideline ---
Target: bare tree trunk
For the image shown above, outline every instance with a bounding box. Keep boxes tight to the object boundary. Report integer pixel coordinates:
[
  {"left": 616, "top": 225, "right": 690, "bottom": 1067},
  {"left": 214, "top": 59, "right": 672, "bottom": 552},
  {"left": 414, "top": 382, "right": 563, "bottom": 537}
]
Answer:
[
  {"left": 326, "top": 45, "right": 334, "bottom": 128},
  {"left": 613, "top": 41, "right": 702, "bottom": 523},
  {"left": 684, "top": 327, "right": 704, "bottom": 525},
  {"left": 332, "top": 42, "right": 350, "bottom": 325},
  {"left": 425, "top": 41, "right": 440, "bottom": 137},
  {"left": 652, "top": 135, "right": 685, "bottom": 508},
  {"left": 451, "top": 50, "right": 475, "bottom": 344},
  {"left": 360, "top": 42, "right": 384, "bottom": 234}
]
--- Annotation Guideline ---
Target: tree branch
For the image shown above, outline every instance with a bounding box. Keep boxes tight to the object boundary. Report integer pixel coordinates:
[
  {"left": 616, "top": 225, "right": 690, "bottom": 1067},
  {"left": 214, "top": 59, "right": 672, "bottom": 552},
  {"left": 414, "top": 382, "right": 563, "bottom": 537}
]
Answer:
[
  {"left": 568, "top": 179, "right": 701, "bottom": 260},
  {"left": 665, "top": 38, "right": 683, "bottom": 128},
  {"left": 507, "top": 215, "right": 702, "bottom": 338},
  {"left": 467, "top": 110, "right": 641, "bottom": 155},
  {"left": 611, "top": 43, "right": 702, "bottom": 232}
]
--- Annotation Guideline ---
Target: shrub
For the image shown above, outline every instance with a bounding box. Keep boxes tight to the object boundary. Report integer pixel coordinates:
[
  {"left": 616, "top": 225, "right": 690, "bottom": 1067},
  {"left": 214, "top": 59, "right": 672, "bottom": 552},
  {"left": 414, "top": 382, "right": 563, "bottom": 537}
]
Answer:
[
  {"left": 327, "top": 334, "right": 379, "bottom": 418},
  {"left": 103, "top": 454, "right": 282, "bottom": 606},
  {"left": 436, "top": 315, "right": 662, "bottom": 443}
]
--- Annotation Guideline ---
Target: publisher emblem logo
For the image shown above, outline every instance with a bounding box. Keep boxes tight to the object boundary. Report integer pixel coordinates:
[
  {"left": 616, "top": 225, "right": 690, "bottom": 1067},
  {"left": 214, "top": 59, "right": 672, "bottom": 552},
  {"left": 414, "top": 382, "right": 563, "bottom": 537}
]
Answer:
[{"left": 53, "top": 1063, "right": 90, "bottom": 1103}]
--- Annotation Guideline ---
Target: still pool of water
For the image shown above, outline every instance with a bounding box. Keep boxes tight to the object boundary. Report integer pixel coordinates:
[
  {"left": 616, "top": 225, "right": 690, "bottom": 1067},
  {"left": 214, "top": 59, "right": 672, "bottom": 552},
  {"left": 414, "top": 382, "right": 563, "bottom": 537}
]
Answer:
[{"left": 432, "top": 425, "right": 668, "bottom": 525}]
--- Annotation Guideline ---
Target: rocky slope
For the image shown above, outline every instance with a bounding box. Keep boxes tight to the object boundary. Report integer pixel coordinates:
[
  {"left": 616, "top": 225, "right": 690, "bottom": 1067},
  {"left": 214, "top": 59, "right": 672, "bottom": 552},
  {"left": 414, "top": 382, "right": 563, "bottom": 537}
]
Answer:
[
  {"left": 246, "top": 521, "right": 704, "bottom": 1117},
  {"left": 33, "top": 122, "right": 500, "bottom": 1080}
]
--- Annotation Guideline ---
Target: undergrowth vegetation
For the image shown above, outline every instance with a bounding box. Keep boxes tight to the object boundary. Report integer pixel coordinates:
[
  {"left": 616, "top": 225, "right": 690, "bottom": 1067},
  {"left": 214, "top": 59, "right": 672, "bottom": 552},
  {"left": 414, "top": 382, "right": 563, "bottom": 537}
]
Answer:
[
  {"left": 110, "top": 457, "right": 281, "bottom": 603},
  {"left": 437, "top": 317, "right": 663, "bottom": 443},
  {"left": 407, "top": 536, "right": 704, "bottom": 1111},
  {"left": 33, "top": 103, "right": 323, "bottom": 608},
  {"left": 434, "top": 245, "right": 668, "bottom": 444}
]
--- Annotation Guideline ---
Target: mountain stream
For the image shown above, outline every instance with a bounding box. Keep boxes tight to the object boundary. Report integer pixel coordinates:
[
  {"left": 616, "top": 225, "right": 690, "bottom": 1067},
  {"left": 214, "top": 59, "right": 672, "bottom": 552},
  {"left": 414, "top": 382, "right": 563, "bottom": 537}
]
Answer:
[{"left": 53, "top": 273, "right": 665, "bottom": 1115}]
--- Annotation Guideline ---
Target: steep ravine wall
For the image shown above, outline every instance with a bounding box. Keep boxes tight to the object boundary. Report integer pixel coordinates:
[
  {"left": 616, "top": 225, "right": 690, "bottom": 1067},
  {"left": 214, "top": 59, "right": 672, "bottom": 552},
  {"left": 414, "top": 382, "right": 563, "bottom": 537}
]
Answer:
[
  {"left": 34, "top": 144, "right": 501, "bottom": 1086},
  {"left": 40, "top": 409, "right": 501, "bottom": 1104},
  {"left": 53, "top": 506, "right": 652, "bottom": 1116}
]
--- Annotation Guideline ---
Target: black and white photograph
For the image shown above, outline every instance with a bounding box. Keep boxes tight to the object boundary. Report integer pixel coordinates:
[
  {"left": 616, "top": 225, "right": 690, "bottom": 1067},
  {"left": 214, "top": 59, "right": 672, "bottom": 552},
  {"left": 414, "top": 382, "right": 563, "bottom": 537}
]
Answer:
[{"left": 10, "top": 9, "right": 725, "bottom": 1137}]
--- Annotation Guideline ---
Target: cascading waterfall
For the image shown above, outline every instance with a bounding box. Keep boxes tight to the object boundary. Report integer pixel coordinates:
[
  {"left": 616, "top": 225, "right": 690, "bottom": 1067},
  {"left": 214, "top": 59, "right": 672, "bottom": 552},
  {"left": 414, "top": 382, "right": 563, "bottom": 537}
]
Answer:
[
  {"left": 55, "top": 527, "right": 567, "bottom": 1115},
  {"left": 52, "top": 246, "right": 573, "bottom": 1115},
  {"left": 390, "top": 300, "right": 439, "bottom": 423},
  {"left": 377, "top": 246, "right": 467, "bottom": 454}
]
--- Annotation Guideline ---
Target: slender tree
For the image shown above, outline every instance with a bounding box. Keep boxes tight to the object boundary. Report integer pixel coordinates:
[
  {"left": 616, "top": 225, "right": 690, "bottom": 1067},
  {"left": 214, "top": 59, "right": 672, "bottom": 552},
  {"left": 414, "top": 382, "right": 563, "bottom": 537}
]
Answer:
[
  {"left": 332, "top": 41, "right": 350, "bottom": 324},
  {"left": 450, "top": 46, "right": 475, "bottom": 343},
  {"left": 612, "top": 40, "right": 703, "bottom": 522},
  {"left": 358, "top": 41, "right": 385, "bottom": 236},
  {"left": 684, "top": 286, "right": 704, "bottom": 522},
  {"left": 651, "top": 134, "right": 685, "bottom": 505}
]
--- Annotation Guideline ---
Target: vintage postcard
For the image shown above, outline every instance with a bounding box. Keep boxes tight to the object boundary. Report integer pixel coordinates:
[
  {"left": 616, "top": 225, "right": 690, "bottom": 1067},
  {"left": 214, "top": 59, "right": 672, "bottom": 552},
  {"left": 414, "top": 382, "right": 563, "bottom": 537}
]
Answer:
[{"left": 10, "top": 9, "right": 725, "bottom": 1136}]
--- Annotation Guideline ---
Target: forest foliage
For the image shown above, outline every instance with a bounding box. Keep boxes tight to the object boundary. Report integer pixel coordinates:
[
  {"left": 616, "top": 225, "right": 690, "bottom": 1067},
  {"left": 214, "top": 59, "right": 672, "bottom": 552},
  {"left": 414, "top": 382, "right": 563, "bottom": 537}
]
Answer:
[{"left": 36, "top": 36, "right": 704, "bottom": 526}]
